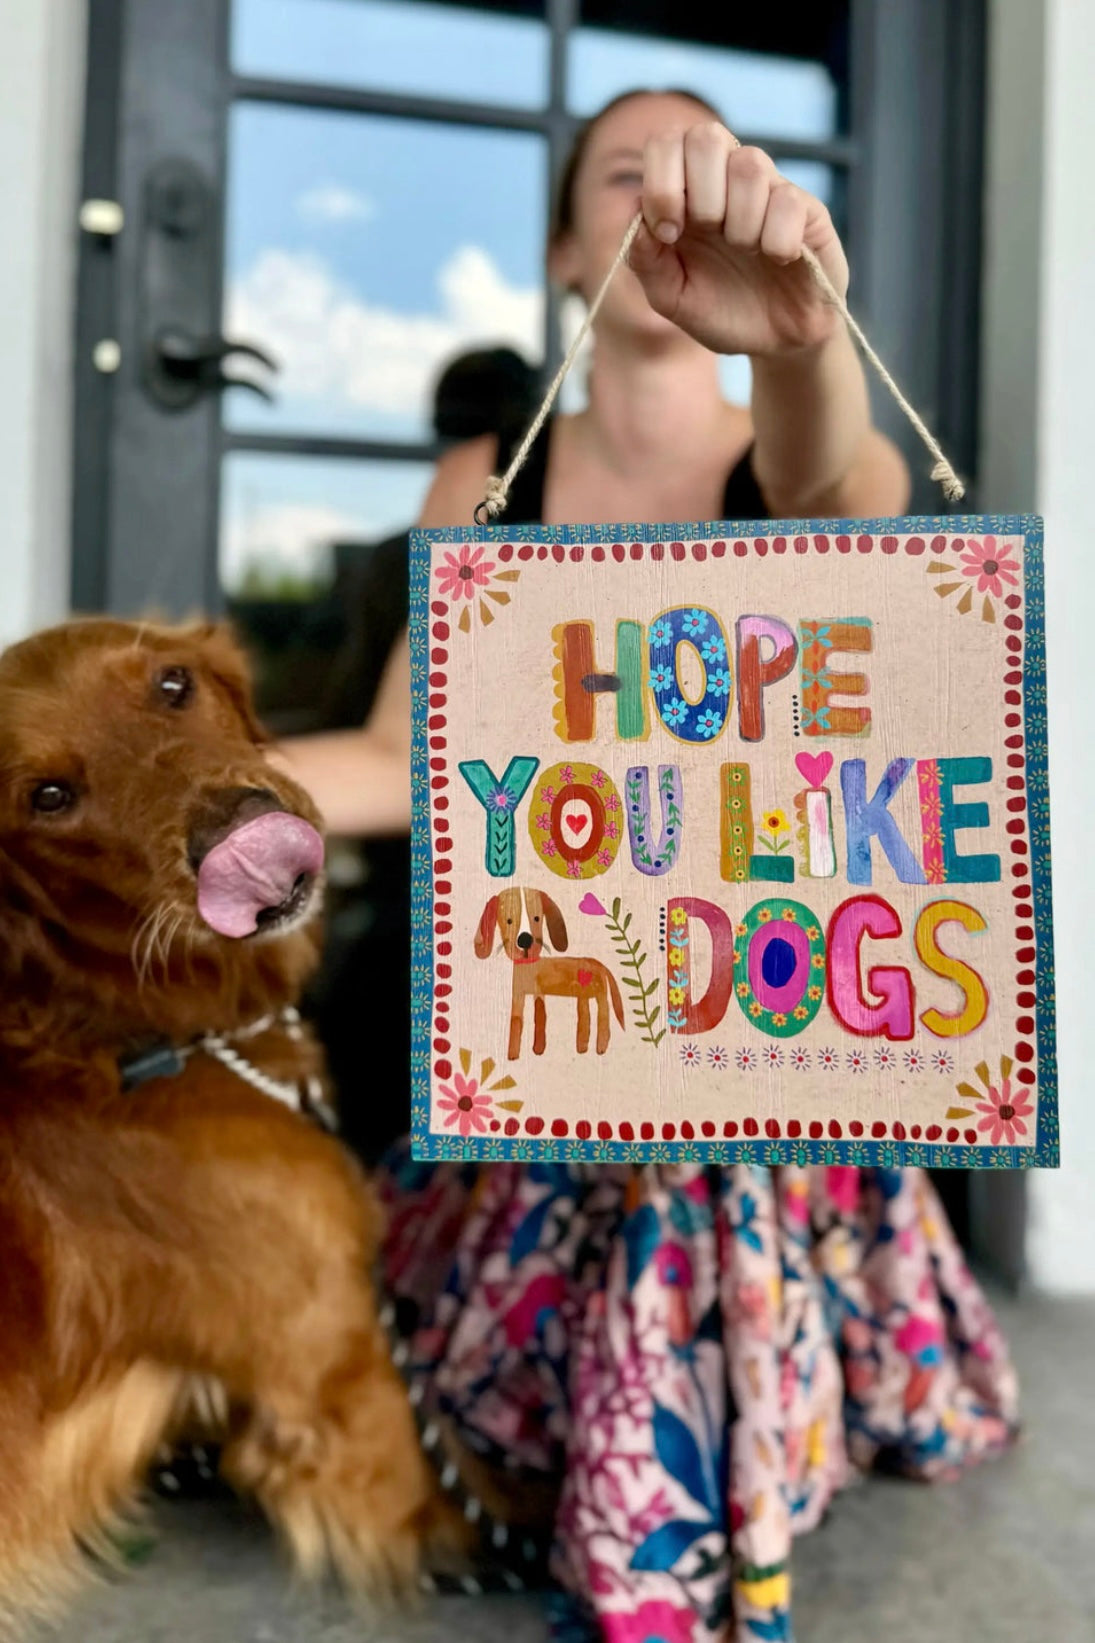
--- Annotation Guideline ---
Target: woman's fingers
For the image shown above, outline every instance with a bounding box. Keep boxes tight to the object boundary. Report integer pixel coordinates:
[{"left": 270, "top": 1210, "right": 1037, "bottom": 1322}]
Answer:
[
  {"left": 759, "top": 180, "right": 810, "bottom": 265},
  {"left": 723, "top": 145, "right": 778, "bottom": 250},
  {"left": 639, "top": 124, "right": 847, "bottom": 297},
  {"left": 682, "top": 122, "right": 736, "bottom": 229},
  {"left": 642, "top": 130, "right": 686, "bottom": 244}
]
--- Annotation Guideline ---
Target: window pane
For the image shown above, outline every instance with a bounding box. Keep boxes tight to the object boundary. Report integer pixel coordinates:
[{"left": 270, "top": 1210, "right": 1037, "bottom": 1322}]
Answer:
[
  {"left": 233, "top": 0, "right": 549, "bottom": 110},
  {"left": 568, "top": 29, "right": 838, "bottom": 142},
  {"left": 221, "top": 453, "right": 433, "bottom": 728},
  {"left": 221, "top": 452, "right": 431, "bottom": 599},
  {"left": 224, "top": 106, "right": 547, "bottom": 441}
]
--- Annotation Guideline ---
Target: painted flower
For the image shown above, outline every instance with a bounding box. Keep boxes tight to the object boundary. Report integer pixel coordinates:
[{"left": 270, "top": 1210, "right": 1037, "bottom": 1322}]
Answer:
[
  {"left": 668, "top": 986, "right": 685, "bottom": 1006},
  {"left": 895, "top": 1314, "right": 945, "bottom": 1367},
  {"left": 846, "top": 1050, "right": 867, "bottom": 1073},
  {"left": 792, "top": 1004, "right": 809, "bottom": 1021},
  {"left": 976, "top": 1079, "right": 1034, "bottom": 1145},
  {"left": 602, "top": 1599, "right": 695, "bottom": 1643},
  {"left": 806, "top": 925, "right": 821, "bottom": 941},
  {"left": 661, "top": 696, "right": 689, "bottom": 728},
  {"left": 654, "top": 1242, "right": 694, "bottom": 1287},
  {"left": 700, "top": 633, "right": 726, "bottom": 663},
  {"left": 780, "top": 907, "right": 797, "bottom": 922},
  {"left": 670, "top": 906, "right": 688, "bottom": 926},
  {"left": 707, "top": 1045, "right": 730, "bottom": 1070},
  {"left": 649, "top": 664, "right": 674, "bottom": 692},
  {"left": 931, "top": 1050, "right": 954, "bottom": 1074},
  {"left": 771, "top": 1013, "right": 787, "bottom": 1028},
  {"left": 708, "top": 667, "right": 731, "bottom": 696},
  {"left": 958, "top": 535, "right": 1021, "bottom": 598},
  {"left": 590, "top": 767, "right": 606, "bottom": 788},
  {"left": 434, "top": 544, "right": 495, "bottom": 600},
  {"left": 760, "top": 809, "right": 789, "bottom": 838},
  {"left": 757, "top": 907, "right": 773, "bottom": 923},
  {"left": 606, "top": 792, "right": 621, "bottom": 812},
  {"left": 695, "top": 707, "right": 723, "bottom": 738},
  {"left": 681, "top": 608, "right": 708, "bottom": 637},
  {"left": 541, "top": 837, "right": 557, "bottom": 857},
  {"left": 904, "top": 1048, "right": 925, "bottom": 1072},
  {"left": 811, "top": 953, "right": 825, "bottom": 970},
  {"left": 680, "top": 1041, "right": 701, "bottom": 1068},
  {"left": 581, "top": 894, "right": 607, "bottom": 917},
  {"left": 749, "top": 1001, "right": 764, "bottom": 1019},
  {"left": 535, "top": 812, "right": 552, "bottom": 831},
  {"left": 818, "top": 1047, "right": 838, "bottom": 1070},
  {"left": 874, "top": 1045, "right": 899, "bottom": 1070},
  {"left": 487, "top": 787, "right": 514, "bottom": 812},
  {"left": 437, "top": 1073, "right": 493, "bottom": 1136},
  {"left": 826, "top": 1166, "right": 860, "bottom": 1216},
  {"left": 605, "top": 820, "right": 619, "bottom": 839},
  {"left": 539, "top": 784, "right": 556, "bottom": 804},
  {"left": 763, "top": 1045, "right": 784, "bottom": 1068},
  {"left": 808, "top": 985, "right": 823, "bottom": 1001},
  {"left": 559, "top": 764, "right": 575, "bottom": 785},
  {"left": 649, "top": 618, "right": 672, "bottom": 647},
  {"left": 736, "top": 1047, "right": 757, "bottom": 1071},
  {"left": 736, "top": 981, "right": 750, "bottom": 998},
  {"left": 790, "top": 1048, "right": 812, "bottom": 1071}
]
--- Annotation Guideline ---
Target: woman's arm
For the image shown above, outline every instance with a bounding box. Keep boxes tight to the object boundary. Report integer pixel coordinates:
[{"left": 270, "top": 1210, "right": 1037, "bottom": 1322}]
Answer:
[
  {"left": 630, "top": 126, "right": 911, "bottom": 516},
  {"left": 275, "top": 435, "right": 495, "bottom": 836},
  {"left": 750, "top": 332, "right": 911, "bottom": 517}
]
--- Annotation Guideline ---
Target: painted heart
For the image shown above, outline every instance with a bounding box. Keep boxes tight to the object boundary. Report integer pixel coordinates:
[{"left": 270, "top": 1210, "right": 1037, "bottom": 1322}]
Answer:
[
  {"left": 565, "top": 814, "right": 587, "bottom": 835},
  {"left": 577, "top": 968, "right": 593, "bottom": 987},
  {"left": 578, "top": 892, "right": 605, "bottom": 915},
  {"left": 795, "top": 751, "right": 834, "bottom": 787}
]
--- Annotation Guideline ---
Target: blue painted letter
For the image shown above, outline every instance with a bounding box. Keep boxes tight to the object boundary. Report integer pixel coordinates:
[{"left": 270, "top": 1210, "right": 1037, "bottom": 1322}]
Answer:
[
  {"left": 459, "top": 756, "right": 539, "bottom": 877},
  {"left": 841, "top": 758, "right": 927, "bottom": 886}
]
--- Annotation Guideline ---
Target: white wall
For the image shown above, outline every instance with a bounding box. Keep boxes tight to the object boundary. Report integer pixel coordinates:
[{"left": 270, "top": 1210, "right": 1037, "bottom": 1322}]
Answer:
[
  {"left": 0, "top": 0, "right": 86, "bottom": 650},
  {"left": 982, "top": 0, "right": 1095, "bottom": 1292}
]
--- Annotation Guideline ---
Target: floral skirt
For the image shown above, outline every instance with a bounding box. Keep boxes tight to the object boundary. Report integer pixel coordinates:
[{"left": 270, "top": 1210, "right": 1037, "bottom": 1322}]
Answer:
[{"left": 378, "top": 1157, "right": 1018, "bottom": 1642}]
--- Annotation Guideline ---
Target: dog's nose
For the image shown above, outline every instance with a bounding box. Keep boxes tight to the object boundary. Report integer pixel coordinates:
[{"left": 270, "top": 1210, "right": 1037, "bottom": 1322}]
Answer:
[
  {"left": 516, "top": 931, "right": 534, "bottom": 951},
  {"left": 187, "top": 786, "right": 282, "bottom": 870}
]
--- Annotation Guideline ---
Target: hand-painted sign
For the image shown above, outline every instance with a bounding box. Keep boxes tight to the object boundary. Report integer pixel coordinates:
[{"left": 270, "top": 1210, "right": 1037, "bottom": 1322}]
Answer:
[{"left": 411, "top": 516, "right": 1056, "bottom": 1169}]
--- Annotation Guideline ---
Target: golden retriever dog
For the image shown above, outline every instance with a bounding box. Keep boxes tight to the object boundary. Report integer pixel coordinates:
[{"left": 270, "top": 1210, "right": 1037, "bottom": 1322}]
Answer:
[{"left": 0, "top": 618, "right": 450, "bottom": 1636}]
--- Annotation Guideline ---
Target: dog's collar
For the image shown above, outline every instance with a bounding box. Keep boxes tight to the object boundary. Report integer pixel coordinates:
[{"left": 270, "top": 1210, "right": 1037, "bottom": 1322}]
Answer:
[{"left": 117, "top": 1006, "right": 336, "bottom": 1131}]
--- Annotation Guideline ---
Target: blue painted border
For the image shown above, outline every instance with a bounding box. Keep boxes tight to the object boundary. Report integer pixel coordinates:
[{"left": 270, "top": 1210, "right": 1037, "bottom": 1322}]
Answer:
[{"left": 410, "top": 514, "right": 1057, "bottom": 1169}]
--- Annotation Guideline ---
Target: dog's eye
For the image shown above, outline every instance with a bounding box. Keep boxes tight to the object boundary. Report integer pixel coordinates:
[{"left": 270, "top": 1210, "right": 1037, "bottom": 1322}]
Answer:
[
  {"left": 157, "top": 665, "right": 194, "bottom": 709},
  {"left": 31, "top": 781, "right": 76, "bottom": 816}
]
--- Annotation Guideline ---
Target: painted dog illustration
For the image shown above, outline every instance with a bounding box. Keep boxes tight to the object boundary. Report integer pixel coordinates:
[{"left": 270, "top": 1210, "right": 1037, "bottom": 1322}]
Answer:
[{"left": 475, "top": 887, "right": 625, "bottom": 1059}]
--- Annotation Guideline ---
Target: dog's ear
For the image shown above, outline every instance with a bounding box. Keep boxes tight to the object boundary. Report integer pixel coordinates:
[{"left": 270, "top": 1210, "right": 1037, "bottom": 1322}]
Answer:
[
  {"left": 474, "top": 897, "right": 499, "bottom": 958},
  {"left": 540, "top": 892, "right": 568, "bottom": 953},
  {"left": 190, "top": 621, "right": 269, "bottom": 746}
]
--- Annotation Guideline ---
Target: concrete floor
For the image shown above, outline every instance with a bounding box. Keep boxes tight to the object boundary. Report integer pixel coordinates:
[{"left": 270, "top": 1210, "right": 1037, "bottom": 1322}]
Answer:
[{"left": 49, "top": 1290, "right": 1095, "bottom": 1643}]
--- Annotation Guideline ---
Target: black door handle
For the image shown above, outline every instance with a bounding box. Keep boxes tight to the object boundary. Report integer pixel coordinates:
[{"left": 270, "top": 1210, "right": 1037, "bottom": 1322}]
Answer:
[
  {"left": 150, "top": 328, "right": 280, "bottom": 408},
  {"left": 137, "top": 157, "right": 282, "bottom": 412}
]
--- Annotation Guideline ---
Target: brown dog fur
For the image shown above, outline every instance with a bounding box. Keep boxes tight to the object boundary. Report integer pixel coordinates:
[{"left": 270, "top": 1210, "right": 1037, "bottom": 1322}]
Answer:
[
  {"left": 0, "top": 619, "right": 451, "bottom": 1635},
  {"left": 475, "top": 886, "right": 624, "bottom": 1058}
]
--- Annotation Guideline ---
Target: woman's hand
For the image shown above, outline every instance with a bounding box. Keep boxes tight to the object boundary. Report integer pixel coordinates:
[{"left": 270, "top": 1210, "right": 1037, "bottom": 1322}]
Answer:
[{"left": 629, "top": 123, "right": 848, "bottom": 359}]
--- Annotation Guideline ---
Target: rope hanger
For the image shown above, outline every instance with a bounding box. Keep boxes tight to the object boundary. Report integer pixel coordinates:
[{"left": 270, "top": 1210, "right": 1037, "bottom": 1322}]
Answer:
[{"left": 475, "top": 184, "right": 964, "bottom": 526}]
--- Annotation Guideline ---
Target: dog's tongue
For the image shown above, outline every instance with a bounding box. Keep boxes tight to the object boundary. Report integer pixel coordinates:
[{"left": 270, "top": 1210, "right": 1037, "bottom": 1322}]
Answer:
[{"left": 197, "top": 812, "right": 324, "bottom": 938}]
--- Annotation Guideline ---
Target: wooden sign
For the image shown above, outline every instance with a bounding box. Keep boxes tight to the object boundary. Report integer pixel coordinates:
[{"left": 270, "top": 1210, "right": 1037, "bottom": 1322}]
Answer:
[{"left": 410, "top": 515, "right": 1056, "bottom": 1169}]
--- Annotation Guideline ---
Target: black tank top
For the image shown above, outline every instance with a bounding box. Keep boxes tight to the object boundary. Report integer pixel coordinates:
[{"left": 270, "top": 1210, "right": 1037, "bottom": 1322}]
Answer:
[{"left": 498, "top": 420, "right": 769, "bottom": 526}]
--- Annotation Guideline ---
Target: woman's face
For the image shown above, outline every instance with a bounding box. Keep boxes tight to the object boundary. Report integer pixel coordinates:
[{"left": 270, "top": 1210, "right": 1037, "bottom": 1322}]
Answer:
[{"left": 552, "top": 92, "right": 716, "bottom": 339}]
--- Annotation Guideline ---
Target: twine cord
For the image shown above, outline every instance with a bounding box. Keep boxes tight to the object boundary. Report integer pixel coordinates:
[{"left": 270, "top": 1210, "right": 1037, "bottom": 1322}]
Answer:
[
  {"left": 475, "top": 212, "right": 644, "bottom": 528},
  {"left": 475, "top": 201, "right": 964, "bottom": 524},
  {"left": 798, "top": 244, "right": 964, "bottom": 503}
]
